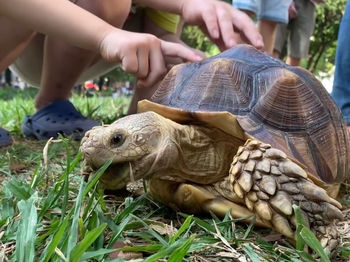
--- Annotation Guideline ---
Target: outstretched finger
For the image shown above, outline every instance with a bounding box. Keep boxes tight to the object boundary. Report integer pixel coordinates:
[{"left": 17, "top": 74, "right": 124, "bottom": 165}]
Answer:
[
  {"left": 201, "top": 6, "right": 220, "bottom": 39},
  {"left": 231, "top": 9, "right": 264, "bottom": 49},
  {"left": 216, "top": 7, "right": 236, "bottom": 48},
  {"left": 160, "top": 40, "right": 203, "bottom": 62}
]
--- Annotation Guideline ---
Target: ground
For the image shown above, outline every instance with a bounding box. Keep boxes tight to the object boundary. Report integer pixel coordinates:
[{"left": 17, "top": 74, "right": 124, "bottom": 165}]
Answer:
[{"left": 0, "top": 86, "right": 349, "bottom": 261}]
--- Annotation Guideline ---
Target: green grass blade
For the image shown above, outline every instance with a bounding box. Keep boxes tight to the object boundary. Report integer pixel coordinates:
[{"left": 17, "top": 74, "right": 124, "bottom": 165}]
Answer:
[
  {"left": 293, "top": 204, "right": 306, "bottom": 251},
  {"left": 67, "top": 178, "right": 85, "bottom": 261},
  {"left": 168, "top": 235, "right": 195, "bottom": 262},
  {"left": 243, "top": 216, "right": 256, "bottom": 239},
  {"left": 340, "top": 246, "right": 350, "bottom": 258},
  {"left": 299, "top": 227, "right": 330, "bottom": 262},
  {"left": 107, "top": 215, "right": 133, "bottom": 247},
  {"left": 143, "top": 239, "right": 186, "bottom": 262},
  {"left": 39, "top": 214, "right": 71, "bottom": 262},
  {"left": 118, "top": 245, "right": 162, "bottom": 253},
  {"left": 70, "top": 223, "right": 107, "bottom": 262},
  {"left": 80, "top": 248, "right": 117, "bottom": 261},
  {"left": 130, "top": 214, "right": 168, "bottom": 247},
  {"left": 0, "top": 197, "right": 14, "bottom": 220},
  {"left": 298, "top": 251, "right": 318, "bottom": 262},
  {"left": 67, "top": 151, "right": 82, "bottom": 174},
  {"left": 82, "top": 159, "right": 113, "bottom": 197},
  {"left": 16, "top": 193, "right": 38, "bottom": 262},
  {"left": 29, "top": 157, "right": 41, "bottom": 190},
  {"left": 114, "top": 195, "right": 146, "bottom": 224},
  {"left": 188, "top": 216, "right": 215, "bottom": 233},
  {"left": 243, "top": 244, "right": 261, "bottom": 262},
  {"left": 3, "top": 178, "right": 31, "bottom": 200},
  {"left": 169, "top": 215, "right": 193, "bottom": 244}
]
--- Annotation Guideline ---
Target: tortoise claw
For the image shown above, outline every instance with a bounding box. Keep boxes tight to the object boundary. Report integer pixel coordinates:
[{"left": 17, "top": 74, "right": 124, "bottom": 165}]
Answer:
[{"left": 219, "top": 139, "right": 344, "bottom": 244}]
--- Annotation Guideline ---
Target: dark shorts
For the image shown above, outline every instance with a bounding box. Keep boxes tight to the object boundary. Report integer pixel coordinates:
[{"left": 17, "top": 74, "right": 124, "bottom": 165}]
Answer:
[{"left": 274, "top": 0, "right": 316, "bottom": 58}]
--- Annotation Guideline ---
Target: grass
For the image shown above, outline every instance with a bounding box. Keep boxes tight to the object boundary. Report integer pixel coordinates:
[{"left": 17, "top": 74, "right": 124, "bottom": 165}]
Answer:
[{"left": 0, "top": 86, "right": 350, "bottom": 261}]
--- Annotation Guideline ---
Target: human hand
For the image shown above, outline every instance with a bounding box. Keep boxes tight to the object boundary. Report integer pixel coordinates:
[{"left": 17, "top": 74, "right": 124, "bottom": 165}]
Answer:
[
  {"left": 180, "top": 0, "right": 264, "bottom": 50},
  {"left": 99, "top": 29, "right": 202, "bottom": 88},
  {"left": 288, "top": 1, "right": 298, "bottom": 20}
]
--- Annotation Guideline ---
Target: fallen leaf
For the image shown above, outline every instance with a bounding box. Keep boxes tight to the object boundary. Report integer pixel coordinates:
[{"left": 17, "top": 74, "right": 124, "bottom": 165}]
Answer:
[
  {"left": 109, "top": 241, "right": 143, "bottom": 260},
  {"left": 10, "top": 164, "right": 26, "bottom": 172}
]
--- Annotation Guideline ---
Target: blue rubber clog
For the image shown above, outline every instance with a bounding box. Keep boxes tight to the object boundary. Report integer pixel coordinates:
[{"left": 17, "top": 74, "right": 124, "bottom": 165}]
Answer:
[
  {"left": 0, "top": 127, "right": 12, "bottom": 147},
  {"left": 22, "top": 100, "right": 99, "bottom": 140}
]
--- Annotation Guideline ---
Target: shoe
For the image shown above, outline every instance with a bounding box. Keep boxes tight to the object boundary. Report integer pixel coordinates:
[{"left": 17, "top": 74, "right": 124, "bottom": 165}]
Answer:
[
  {"left": 0, "top": 127, "right": 12, "bottom": 147},
  {"left": 22, "top": 100, "right": 99, "bottom": 140}
]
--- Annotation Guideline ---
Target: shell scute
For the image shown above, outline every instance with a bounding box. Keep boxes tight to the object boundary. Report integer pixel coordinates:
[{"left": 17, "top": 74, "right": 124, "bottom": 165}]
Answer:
[{"left": 150, "top": 45, "right": 350, "bottom": 184}]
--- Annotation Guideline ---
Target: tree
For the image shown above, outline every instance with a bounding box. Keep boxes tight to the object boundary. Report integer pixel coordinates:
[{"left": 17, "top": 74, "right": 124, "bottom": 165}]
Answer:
[
  {"left": 306, "top": 0, "right": 346, "bottom": 75},
  {"left": 181, "top": 25, "right": 220, "bottom": 56}
]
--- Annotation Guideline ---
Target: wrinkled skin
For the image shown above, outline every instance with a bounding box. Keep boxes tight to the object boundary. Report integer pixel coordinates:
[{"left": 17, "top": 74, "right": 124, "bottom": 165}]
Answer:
[
  {"left": 81, "top": 111, "right": 344, "bottom": 255},
  {"left": 81, "top": 112, "right": 164, "bottom": 189},
  {"left": 81, "top": 111, "right": 241, "bottom": 189}
]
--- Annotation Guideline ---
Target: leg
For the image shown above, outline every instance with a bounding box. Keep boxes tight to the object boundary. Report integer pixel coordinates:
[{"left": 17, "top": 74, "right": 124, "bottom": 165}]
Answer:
[
  {"left": 147, "top": 178, "right": 267, "bottom": 228},
  {"left": 286, "top": 56, "right": 301, "bottom": 66},
  {"left": 286, "top": 0, "right": 316, "bottom": 67},
  {"left": 0, "top": 16, "right": 35, "bottom": 146},
  {"left": 272, "top": 50, "right": 280, "bottom": 59},
  {"left": 21, "top": 0, "right": 131, "bottom": 140},
  {"left": 217, "top": 139, "right": 342, "bottom": 252},
  {"left": 0, "top": 16, "right": 36, "bottom": 73},
  {"left": 257, "top": 19, "right": 277, "bottom": 55},
  {"left": 35, "top": 0, "right": 131, "bottom": 110},
  {"left": 257, "top": 0, "right": 292, "bottom": 54},
  {"left": 273, "top": 22, "right": 288, "bottom": 59},
  {"left": 231, "top": 0, "right": 258, "bottom": 45},
  {"left": 331, "top": 1, "right": 350, "bottom": 129}
]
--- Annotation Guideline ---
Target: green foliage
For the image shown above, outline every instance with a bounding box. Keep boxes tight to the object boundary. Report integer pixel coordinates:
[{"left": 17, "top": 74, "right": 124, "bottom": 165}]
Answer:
[
  {"left": 102, "top": 67, "right": 135, "bottom": 83},
  {"left": 1, "top": 88, "right": 349, "bottom": 261},
  {"left": 181, "top": 25, "right": 220, "bottom": 56},
  {"left": 293, "top": 205, "right": 331, "bottom": 262},
  {"left": 307, "top": 0, "right": 347, "bottom": 75}
]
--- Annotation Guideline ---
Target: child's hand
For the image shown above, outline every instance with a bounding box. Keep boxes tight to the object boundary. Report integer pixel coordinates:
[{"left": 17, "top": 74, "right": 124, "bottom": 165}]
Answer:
[
  {"left": 99, "top": 29, "right": 202, "bottom": 88},
  {"left": 180, "top": 0, "right": 264, "bottom": 50}
]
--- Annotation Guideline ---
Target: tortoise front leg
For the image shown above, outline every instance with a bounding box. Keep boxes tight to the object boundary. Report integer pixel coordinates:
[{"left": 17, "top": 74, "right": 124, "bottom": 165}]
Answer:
[
  {"left": 215, "top": 139, "right": 343, "bottom": 253},
  {"left": 147, "top": 178, "right": 267, "bottom": 228}
]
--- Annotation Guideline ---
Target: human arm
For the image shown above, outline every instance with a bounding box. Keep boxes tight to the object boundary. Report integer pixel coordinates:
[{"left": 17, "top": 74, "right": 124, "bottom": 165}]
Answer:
[
  {"left": 134, "top": 0, "right": 264, "bottom": 50},
  {"left": 0, "top": 0, "right": 111, "bottom": 52},
  {"left": 0, "top": 0, "right": 202, "bottom": 87}
]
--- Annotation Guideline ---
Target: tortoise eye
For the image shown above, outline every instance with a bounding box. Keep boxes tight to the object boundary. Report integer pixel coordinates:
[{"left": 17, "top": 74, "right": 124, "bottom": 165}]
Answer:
[{"left": 111, "top": 133, "right": 125, "bottom": 147}]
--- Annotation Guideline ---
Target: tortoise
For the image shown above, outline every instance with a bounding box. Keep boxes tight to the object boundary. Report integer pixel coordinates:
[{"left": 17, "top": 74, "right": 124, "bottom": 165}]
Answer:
[{"left": 80, "top": 45, "right": 350, "bottom": 251}]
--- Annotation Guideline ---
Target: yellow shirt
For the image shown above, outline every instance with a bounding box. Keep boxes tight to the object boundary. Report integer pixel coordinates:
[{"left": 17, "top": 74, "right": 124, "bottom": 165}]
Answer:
[{"left": 145, "top": 8, "right": 180, "bottom": 34}]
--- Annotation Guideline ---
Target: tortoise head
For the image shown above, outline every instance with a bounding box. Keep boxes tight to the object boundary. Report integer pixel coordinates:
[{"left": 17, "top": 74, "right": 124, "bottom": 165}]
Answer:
[{"left": 81, "top": 111, "right": 166, "bottom": 189}]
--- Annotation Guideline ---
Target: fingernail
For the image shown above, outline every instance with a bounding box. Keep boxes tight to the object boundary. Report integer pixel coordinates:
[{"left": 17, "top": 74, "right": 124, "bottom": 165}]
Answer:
[
  {"left": 195, "top": 55, "right": 203, "bottom": 61},
  {"left": 256, "top": 39, "right": 264, "bottom": 48}
]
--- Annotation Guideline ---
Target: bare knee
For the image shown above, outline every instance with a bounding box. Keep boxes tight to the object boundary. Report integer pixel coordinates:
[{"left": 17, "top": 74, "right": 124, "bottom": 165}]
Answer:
[{"left": 76, "top": 0, "right": 131, "bottom": 28}]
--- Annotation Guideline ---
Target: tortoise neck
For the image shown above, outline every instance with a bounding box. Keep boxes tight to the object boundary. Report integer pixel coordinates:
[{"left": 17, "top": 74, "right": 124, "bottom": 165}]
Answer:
[{"left": 148, "top": 120, "right": 242, "bottom": 184}]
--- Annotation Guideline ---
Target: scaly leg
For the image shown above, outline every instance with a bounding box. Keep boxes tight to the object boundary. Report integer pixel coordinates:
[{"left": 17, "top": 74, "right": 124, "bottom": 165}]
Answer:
[
  {"left": 147, "top": 178, "right": 267, "bottom": 228},
  {"left": 215, "top": 139, "right": 343, "bottom": 253}
]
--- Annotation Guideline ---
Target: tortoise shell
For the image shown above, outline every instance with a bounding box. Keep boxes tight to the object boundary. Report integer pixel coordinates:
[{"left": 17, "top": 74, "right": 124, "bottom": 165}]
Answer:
[{"left": 144, "top": 45, "right": 350, "bottom": 184}]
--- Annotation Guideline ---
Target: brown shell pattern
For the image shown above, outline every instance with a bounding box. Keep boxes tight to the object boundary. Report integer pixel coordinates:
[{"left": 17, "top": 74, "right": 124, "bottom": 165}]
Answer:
[{"left": 151, "top": 45, "right": 350, "bottom": 184}]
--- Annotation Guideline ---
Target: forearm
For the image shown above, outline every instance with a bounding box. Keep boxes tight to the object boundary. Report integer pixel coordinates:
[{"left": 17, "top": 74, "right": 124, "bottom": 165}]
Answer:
[
  {"left": 133, "top": 0, "right": 186, "bottom": 14},
  {"left": 0, "top": 0, "right": 116, "bottom": 52}
]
